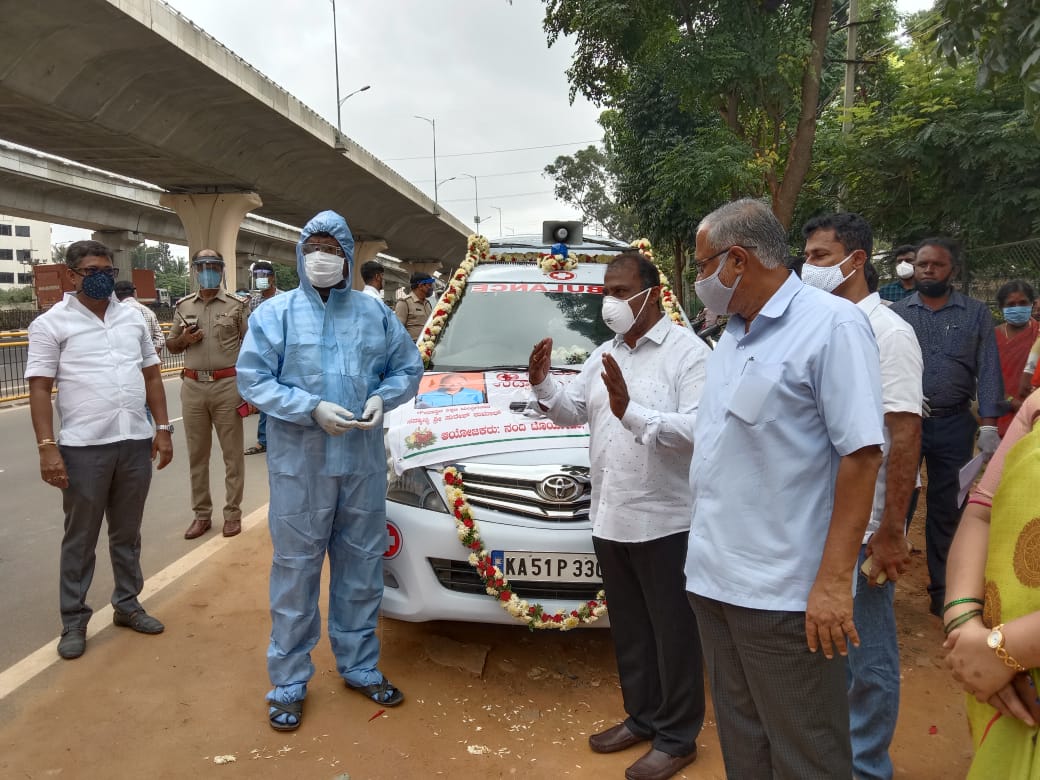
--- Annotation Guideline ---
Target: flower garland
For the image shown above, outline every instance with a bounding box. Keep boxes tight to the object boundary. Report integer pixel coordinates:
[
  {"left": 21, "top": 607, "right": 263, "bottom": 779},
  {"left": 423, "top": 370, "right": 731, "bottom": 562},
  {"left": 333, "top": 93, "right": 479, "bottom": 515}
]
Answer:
[
  {"left": 415, "top": 235, "right": 683, "bottom": 368},
  {"left": 443, "top": 466, "right": 608, "bottom": 630}
]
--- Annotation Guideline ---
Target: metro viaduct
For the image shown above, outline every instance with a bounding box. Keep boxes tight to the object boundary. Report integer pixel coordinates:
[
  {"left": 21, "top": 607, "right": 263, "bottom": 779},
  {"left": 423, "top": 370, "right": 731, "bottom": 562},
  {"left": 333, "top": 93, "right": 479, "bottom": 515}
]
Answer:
[{"left": 0, "top": 0, "right": 469, "bottom": 290}]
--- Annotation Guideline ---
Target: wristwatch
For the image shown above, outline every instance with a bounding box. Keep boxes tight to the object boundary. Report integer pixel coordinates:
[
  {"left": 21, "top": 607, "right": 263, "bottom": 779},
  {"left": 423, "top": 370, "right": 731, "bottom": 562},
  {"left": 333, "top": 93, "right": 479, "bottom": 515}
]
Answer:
[
  {"left": 986, "top": 624, "right": 1026, "bottom": 671},
  {"left": 155, "top": 424, "right": 175, "bottom": 434}
]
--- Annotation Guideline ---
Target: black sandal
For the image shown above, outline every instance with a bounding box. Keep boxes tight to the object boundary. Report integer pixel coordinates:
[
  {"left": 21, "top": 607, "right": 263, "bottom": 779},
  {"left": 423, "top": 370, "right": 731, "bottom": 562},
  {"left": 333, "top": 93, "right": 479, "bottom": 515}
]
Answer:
[
  {"left": 267, "top": 698, "right": 303, "bottom": 731},
  {"left": 347, "top": 678, "right": 404, "bottom": 707},
  {"left": 244, "top": 444, "right": 266, "bottom": 455}
]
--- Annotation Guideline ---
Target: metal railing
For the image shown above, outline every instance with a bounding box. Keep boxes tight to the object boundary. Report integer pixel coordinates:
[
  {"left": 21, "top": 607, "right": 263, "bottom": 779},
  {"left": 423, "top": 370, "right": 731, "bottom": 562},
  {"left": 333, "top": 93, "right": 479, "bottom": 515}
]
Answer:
[{"left": 0, "top": 323, "right": 183, "bottom": 403}]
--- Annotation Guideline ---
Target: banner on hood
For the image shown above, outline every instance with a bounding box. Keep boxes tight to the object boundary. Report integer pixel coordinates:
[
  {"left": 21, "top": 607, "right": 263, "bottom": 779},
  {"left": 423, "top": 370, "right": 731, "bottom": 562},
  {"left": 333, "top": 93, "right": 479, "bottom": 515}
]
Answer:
[{"left": 384, "top": 370, "right": 588, "bottom": 474}]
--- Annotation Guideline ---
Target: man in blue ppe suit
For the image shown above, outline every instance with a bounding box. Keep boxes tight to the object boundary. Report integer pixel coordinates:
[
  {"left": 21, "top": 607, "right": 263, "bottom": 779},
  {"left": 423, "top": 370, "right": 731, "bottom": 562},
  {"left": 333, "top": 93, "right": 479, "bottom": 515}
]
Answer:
[{"left": 237, "top": 211, "right": 423, "bottom": 731}]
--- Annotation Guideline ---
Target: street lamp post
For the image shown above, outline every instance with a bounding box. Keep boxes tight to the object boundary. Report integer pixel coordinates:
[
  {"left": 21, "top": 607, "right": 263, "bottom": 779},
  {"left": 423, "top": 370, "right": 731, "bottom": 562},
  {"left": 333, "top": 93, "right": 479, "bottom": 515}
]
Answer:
[
  {"left": 331, "top": 0, "right": 342, "bottom": 133},
  {"left": 461, "top": 173, "right": 480, "bottom": 235},
  {"left": 489, "top": 206, "right": 503, "bottom": 237},
  {"left": 339, "top": 85, "right": 370, "bottom": 111},
  {"left": 414, "top": 115, "right": 439, "bottom": 213}
]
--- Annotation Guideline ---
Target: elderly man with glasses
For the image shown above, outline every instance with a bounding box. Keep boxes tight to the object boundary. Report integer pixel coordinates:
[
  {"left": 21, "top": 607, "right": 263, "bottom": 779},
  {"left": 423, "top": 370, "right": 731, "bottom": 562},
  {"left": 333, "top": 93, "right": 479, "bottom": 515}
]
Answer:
[
  {"left": 25, "top": 239, "right": 174, "bottom": 660},
  {"left": 684, "top": 199, "right": 885, "bottom": 779}
]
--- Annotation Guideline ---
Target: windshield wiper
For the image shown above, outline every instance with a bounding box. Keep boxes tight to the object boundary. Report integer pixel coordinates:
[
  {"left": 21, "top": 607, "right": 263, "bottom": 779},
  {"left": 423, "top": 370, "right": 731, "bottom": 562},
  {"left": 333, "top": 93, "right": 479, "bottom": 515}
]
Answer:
[{"left": 488, "top": 242, "right": 544, "bottom": 250}]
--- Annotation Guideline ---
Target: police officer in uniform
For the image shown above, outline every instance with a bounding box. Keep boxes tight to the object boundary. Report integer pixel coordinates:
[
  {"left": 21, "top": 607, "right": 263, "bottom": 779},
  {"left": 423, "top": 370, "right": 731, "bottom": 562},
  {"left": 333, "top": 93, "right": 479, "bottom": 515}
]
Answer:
[
  {"left": 394, "top": 272, "right": 434, "bottom": 341},
  {"left": 167, "top": 250, "right": 249, "bottom": 539}
]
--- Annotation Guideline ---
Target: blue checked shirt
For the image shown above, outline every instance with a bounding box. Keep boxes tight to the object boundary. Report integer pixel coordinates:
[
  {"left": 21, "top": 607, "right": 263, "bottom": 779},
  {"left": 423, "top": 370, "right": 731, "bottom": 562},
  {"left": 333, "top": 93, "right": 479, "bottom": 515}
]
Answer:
[{"left": 890, "top": 290, "right": 1005, "bottom": 418}]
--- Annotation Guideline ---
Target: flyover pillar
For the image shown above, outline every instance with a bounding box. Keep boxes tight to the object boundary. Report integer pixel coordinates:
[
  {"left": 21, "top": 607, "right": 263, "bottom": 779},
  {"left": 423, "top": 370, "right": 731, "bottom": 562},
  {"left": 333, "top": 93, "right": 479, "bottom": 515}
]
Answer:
[
  {"left": 91, "top": 229, "right": 144, "bottom": 275},
  {"left": 350, "top": 240, "right": 388, "bottom": 291},
  {"left": 159, "top": 192, "right": 262, "bottom": 293}
]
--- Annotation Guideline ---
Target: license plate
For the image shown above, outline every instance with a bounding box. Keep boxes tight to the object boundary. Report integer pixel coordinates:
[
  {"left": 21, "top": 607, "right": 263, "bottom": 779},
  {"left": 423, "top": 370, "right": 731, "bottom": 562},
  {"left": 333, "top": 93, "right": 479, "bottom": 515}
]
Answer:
[{"left": 490, "top": 551, "right": 602, "bottom": 582}]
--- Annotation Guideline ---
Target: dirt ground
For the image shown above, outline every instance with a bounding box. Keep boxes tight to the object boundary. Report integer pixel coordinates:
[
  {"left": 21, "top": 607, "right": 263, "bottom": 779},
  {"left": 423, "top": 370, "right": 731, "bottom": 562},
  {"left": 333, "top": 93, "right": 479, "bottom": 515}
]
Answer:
[{"left": 0, "top": 510, "right": 972, "bottom": 780}]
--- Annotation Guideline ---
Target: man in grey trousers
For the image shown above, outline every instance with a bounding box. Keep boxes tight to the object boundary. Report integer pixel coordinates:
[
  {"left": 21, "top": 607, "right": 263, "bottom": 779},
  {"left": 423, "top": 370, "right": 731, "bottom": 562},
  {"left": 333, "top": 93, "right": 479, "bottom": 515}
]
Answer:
[{"left": 26, "top": 240, "right": 174, "bottom": 660}]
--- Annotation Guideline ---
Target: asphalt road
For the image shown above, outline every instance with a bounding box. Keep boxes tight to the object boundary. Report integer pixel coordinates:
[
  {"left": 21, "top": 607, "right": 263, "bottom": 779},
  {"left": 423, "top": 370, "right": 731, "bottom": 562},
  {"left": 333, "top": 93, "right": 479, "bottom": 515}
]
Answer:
[{"left": 0, "top": 374, "right": 272, "bottom": 670}]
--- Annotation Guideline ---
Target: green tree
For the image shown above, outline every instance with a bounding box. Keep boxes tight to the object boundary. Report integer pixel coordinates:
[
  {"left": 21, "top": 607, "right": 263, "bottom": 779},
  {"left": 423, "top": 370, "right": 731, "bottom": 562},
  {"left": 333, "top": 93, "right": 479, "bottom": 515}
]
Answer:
[
  {"left": 274, "top": 262, "right": 299, "bottom": 291},
  {"left": 543, "top": 145, "right": 639, "bottom": 239},
  {"left": 543, "top": 0, "right": 838, "bottom": 229},
  {"left": 936, "top": 0, "right": 1040, "bottom": 121},
  {"left": 801, "top": 18, "right": 1040, "bottom": 260},
  {"left": 51, "top": 243, "right": 68, "bottom": 264}
]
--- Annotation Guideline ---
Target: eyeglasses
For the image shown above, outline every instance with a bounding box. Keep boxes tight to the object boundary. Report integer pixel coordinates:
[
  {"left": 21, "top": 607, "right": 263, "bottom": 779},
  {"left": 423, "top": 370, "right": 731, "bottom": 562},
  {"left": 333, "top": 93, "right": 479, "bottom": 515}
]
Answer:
[
  {"left": 692, "top": 245, "right": 757, "bottom": 273},
  {"left": 72, "top": 266, "right": 119, "bottom": 279},
  {"left": 302, "top": 244, "right": 346, "bottom": 257},
  {"left": 253, "top": 269, "right": 274, "bottom": 277}
]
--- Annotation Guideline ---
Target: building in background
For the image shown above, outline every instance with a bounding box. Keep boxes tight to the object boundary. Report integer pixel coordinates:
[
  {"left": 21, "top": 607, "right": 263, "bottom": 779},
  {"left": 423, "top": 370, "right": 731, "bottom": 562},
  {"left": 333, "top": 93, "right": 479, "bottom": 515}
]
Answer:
[{"left": 0, "top": 215, "right": 51, "bottom": 290}]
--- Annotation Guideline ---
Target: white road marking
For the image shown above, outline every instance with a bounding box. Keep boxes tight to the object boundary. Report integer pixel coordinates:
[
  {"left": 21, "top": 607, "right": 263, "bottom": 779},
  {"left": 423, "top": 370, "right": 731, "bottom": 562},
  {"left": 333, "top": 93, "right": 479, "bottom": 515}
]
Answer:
[{"left": 0, "top": 502, "right": 269, "bottom": 701}]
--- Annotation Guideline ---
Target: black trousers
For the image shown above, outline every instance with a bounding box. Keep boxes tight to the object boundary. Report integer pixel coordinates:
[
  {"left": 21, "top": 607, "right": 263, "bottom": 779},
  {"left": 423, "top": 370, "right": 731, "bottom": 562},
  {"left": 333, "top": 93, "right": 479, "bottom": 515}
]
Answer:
[
  {"left": 593, "top": 532, "right": 704, "bottom": 756},
  {"left": 919, "top": 410, "right": 977, "bottom": 611}
]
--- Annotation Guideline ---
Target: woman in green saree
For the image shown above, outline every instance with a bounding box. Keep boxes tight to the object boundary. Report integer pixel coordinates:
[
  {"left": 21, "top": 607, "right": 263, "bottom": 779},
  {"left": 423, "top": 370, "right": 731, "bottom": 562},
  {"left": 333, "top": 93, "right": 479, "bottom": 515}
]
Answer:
[{"left": 944, "top": 389, "right": 1040, "bottom": 778}]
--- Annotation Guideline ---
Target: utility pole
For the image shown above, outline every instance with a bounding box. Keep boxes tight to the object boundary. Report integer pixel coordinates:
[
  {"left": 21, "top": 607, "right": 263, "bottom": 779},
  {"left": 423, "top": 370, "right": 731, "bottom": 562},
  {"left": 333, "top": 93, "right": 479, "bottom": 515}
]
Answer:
[
  {"left": 842, "top": 0, "right": 859, "bottom": 138},
  {"left": 838, "top": 0, "right": 859, "bottom": 209}
]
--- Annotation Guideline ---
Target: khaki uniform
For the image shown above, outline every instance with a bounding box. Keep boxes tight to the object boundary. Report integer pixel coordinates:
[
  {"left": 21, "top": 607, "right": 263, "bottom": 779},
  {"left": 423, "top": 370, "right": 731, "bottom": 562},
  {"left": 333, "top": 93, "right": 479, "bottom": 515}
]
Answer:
[
  {"left": 394, "top": 292, "right": 432, "bottom": 341},
  {"left": 169, "top": 289, "right": 249, "bottom": 524}
]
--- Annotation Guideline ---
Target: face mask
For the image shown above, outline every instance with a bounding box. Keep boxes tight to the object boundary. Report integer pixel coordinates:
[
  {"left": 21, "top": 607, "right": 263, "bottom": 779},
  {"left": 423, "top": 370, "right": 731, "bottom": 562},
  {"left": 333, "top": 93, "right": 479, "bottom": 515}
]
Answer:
[
  {"left": 1003, "top": 306, "right": 1033, "bottom": 326},
  {"left": 801, "top": 253, "right": 855, "bottom": 293},
  {"left": 694, "top": 253, "right": 741, "bottom": 314},
  {"left": 896, "top": 260, "right": 915, "bottom": 280},
  {"left": 601, "top": 287, "right": 652, "bottom": 335},
  {"left": 304, "top": 251, "right": 345, "bottom": 288},
  {"left": 197, "top": 268, "right": 222, "bottom": 289},
  {"left": 255, "top": 276, "right": 270, "bottom": 290},
  {"left": 81, "top": 272, "right": 115, "bottom": 300},
  {"left": 915, "top": 278, "right": 950, "bottom": 298}
]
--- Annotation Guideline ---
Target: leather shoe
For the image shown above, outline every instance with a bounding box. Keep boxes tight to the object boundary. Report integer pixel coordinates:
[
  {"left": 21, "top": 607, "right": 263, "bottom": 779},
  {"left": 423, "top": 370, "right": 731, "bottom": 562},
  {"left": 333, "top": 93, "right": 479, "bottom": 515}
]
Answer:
[
  {"left": 113, "top": 609, "right": 165, "bottom": 634},
  {"left": 589, "top": 722, "right": 646, "bottom": 754},
  {"left": 222, "top": 518, "right": 242, "bottom": 537},
  {"left": 184, "top": 516, "right": 211, "bottom": 539},
  {"left": 625, "top": 747, "right": 697, "bottom": 780},
  {"left": 57, "top": 627, "right": 86, "bottom": 659}
]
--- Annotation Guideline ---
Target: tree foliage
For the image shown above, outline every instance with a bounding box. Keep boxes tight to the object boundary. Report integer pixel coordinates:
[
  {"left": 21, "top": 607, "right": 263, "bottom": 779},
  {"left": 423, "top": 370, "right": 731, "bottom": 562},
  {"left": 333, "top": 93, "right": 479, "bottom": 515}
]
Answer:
[
  {"left": 936, "top": 0, "right": 1040, "bottom": 120},
  {"left": 800, "top": 15, "right": 1040, "bottom": 263},
  {"left": 543, "top": 145, "right": 638, "bottom": 239},
  {"left": 543, "top": 0, "right": 837, "bottom": 229}
]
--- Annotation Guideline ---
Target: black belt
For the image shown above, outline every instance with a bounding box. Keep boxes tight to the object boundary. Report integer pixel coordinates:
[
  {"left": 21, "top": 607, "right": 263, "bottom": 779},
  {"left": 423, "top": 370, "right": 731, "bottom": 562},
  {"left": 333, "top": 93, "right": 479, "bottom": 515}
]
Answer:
[{"left": 929, "top": 401, "right": 971, "bottom": 418}]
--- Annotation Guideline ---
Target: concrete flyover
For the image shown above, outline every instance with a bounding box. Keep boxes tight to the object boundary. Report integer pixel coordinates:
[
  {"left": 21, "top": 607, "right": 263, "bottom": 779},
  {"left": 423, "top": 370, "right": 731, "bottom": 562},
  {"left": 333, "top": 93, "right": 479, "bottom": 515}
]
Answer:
[
  {"left": 0, "top": 144, "right": 299, "bottom": 265},
  {"left": 0, "top": 0, "right": 469, "bottom": 281}
]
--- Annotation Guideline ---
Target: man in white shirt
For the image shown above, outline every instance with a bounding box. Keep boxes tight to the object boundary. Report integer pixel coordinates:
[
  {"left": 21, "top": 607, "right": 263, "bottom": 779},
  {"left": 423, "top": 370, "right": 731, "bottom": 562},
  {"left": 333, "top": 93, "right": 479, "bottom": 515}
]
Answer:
[
  {"left": 802, "top": 213, "right": 923, "bottom": 780},
  {"left": 360, "top": 260, "right": 385, "bottom": 303},
  {"left": 686, "top": 199, "right": 884, "bottom": 778},
  {"left": 528, "top": 252, "right": 709, "bottom": 780},
  {"left": 114, "top": 280, "right": 165, "bottom": 356},
  {"left": 26, "top": 240, "right": 174, "bottom": 661}
]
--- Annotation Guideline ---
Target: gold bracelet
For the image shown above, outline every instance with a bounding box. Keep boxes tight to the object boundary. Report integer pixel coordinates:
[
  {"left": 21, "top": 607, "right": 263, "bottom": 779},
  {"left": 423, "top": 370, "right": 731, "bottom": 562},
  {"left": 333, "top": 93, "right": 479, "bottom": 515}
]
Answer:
[
  {"left": 996, "top": 645, "right": 1027, "bottom": 672},
  {"left": 37, "top": 439, "right": 57, "bottom": 448}
]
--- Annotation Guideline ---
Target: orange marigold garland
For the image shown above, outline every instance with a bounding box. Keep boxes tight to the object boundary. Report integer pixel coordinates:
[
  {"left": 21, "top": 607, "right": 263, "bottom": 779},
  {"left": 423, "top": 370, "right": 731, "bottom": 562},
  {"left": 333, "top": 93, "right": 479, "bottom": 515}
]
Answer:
[{"left": 442, "top": 466, "right": 607, "bottom": 630}]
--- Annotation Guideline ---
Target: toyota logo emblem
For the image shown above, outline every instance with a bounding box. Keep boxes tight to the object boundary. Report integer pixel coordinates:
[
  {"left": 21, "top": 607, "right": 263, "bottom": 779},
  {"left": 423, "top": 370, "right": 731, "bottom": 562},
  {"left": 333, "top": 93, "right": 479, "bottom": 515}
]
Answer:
[{"left": 538, "top": 475, "right": 582, "bottom": 502}]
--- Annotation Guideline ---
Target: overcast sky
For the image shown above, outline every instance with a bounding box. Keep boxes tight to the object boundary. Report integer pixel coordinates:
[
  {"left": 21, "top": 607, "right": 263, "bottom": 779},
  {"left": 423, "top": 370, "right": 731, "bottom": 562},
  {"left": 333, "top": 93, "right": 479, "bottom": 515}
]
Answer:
[{"left": 51, "top": 0, "right": 936, "bottom": 251}]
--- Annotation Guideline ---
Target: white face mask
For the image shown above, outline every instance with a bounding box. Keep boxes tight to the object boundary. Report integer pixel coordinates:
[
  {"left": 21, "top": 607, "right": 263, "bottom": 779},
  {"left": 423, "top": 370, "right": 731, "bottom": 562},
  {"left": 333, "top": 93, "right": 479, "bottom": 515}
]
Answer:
[
  {"left": 601, "top": 287, "right": 652, "bottom": 335},
  {"left": 694, "top": 252, "right": 740, "bottom": 314},
  {"left": 255, "top": 276, "right": 270, "bottom": 290},
  {"left": 304, "top": 251, "right": 345, "bottom": 288},
  {"left": 801, "top": 252, "right": 855, "bottom": 293},
  {"left": 896, "top": 260, "right": 915, "bottom": 280}
]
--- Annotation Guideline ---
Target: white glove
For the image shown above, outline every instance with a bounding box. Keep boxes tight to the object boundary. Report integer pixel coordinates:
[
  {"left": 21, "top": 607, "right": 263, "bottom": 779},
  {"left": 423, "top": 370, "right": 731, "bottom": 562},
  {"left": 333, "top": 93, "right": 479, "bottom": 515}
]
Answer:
[
  {"left": 354, "top": 395, "right": 384, "bottom": 430},
  {"left": 311, "top": 401, "right": 355, "bottom": 436},
  {"left": 977, "top": 425, "right": 1000, "bottom": 459}
]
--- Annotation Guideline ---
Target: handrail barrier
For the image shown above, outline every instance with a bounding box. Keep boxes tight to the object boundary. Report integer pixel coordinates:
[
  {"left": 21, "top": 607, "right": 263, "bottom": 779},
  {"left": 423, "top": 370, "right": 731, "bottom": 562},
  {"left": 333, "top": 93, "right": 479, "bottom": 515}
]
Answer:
[{"left": 0, "top": 323, "right": 184, "bottom": 403}]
